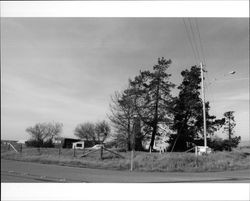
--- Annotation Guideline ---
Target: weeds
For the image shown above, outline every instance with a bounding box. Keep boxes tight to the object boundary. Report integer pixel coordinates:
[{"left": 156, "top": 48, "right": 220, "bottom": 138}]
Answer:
[{"left": 1, "top": 147, "right": 250, "bottom": 172}]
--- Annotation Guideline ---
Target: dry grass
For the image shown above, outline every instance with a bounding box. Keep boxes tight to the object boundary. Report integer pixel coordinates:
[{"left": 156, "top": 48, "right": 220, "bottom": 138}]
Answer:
[
  {"left": 133, "top": 151, "right": 250, "bottom": 172},
  {"left": 1, "top": 146, "right": 250, "bottom": 172}
]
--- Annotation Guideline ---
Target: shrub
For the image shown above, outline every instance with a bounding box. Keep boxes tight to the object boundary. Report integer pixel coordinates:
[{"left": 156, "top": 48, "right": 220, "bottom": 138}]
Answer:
[
  {"left": 209, "top": 136, "right": 241, "bottom": 151},
  {"left": 25, "top": 139, "right": 54, "bottom": 148}
]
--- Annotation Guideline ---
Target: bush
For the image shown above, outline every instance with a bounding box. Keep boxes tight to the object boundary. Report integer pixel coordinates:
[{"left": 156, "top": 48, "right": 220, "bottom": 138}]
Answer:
[
  {"left": 104, "top": 140, "right": 117, "bottom": 149},
  {"left": 25, "top": 139, "right": 54, "bottom": 148},
  {"left": 209, "top": 136, "right": 241, "bottom": 151}
]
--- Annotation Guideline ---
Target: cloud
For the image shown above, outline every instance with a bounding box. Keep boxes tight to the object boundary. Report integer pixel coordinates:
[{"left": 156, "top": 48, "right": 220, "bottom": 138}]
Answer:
[
  {"left": 1, "top": 18, "right": 249, "bottom": 141},
  {"left": 214, "top": 91, "right": 249, "bottom": 102},
  {"left": 1, "top": 73, "right": 109, "bottom": 140}
]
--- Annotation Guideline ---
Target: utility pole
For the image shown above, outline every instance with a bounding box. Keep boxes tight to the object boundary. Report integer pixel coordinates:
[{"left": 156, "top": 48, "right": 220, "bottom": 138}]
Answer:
[
  {"left": 200, "top": 62, "right": 207, "bottom": 149},
  {"left": 130, "top": 125, "right": 135, "bottom": 171},
  {"left": 130, "top": 115, "right": 136, "bottom": 171},
  {"left": 228, "top": 115, "right": 231, "bottom": 141}
]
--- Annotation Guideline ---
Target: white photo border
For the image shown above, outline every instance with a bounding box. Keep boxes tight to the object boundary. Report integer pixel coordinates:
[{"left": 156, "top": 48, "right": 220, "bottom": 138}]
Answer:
[
  {"left": 1, "top": 1, "right": 249, "bottom": 201},
  {"left": 1, "top": 1, "right": 249, "bottom": 17}
]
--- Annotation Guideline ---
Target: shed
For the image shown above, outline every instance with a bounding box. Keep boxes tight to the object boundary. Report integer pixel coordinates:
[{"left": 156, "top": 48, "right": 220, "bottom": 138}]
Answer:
[
  {"left": 72, "top": 141, "right": 85, "bottom": 149},
  {"left": 53, "top": 137, "right": 81, "bottom": 148}
]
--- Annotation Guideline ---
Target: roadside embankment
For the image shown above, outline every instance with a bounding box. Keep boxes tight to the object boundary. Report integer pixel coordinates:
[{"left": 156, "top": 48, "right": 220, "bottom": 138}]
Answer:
[{"left": 1, "top": 147, "right": 250, "bottom": 172}]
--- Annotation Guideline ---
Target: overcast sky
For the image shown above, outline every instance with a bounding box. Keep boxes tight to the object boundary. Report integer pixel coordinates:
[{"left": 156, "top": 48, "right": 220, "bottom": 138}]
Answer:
[{"left": 1, "top": 18, "right": 249, "bottom": 141}]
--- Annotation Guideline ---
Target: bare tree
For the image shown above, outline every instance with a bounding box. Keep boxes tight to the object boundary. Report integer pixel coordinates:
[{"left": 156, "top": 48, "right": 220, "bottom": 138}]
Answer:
[
  {"left": 95, "top": 120, "right": 111, "bottom": 144},
  {"left": 74, "top": 122, "right": 96, "bottom": 142},
  {"left": 26, "top": 122, "right": 63, "bottom": 147},
  {"left": 74, "top": 121, "right": 111, "bottom": 144},
  {"left": 108, "top": 90, "right": 135, "bottom": 150}
]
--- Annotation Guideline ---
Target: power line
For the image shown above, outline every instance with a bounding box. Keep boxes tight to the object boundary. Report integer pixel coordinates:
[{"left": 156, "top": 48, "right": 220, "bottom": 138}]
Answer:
[
  {"left": 188, "top": 18, "right": 201, "bottom": 62},
  {"left": 192, "top": 19, "right": 211, "bottom": 103},
  {"left": 182, "top": 18, "right": 199, "bottom": 65},
  {"left": 187, "top": 19, "right": 211, "bottom": 104},
  {"left": 195, "top": 18, "right": 207, "bottom": 66}
]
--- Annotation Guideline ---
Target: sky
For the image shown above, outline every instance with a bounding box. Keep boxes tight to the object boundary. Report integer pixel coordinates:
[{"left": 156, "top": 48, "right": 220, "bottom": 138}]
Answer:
[{"left": 1, "top": 18, "right": 249, "bottom": 142}]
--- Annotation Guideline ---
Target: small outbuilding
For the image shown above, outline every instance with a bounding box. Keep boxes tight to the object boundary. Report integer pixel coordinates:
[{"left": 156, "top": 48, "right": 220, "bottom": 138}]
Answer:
[
  {"left": 72, "top": 141, "right": 85, "bottom": 150},
  {"left": 17, "top": 140, "right": 26, "bottom": 144},
  {"left": 53, "top": 137, "right": 81, "bottom": 148}
]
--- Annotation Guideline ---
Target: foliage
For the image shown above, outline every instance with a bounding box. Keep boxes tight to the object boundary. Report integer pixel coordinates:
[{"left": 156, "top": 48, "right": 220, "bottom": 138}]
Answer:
[
  {"left": 25, "top": 122, "right": 63, "bottom": 147},
  {"left": 74, "top": 121, "right": 111, "bottom": 144},
  {"left": 129, "top": 57, "right": 175, "bottom": 150},
  {"left": 26, "top": 139, "right": 54, "bottom": 148},
  {"left": 209, "top": 136, "right": 241, "bottom": 151},
  {"left": 168, "top": 66, "right": 225, "bottom": 152},
  {"left": 223, "top": 111, "right": 236, "bottom": 140}
]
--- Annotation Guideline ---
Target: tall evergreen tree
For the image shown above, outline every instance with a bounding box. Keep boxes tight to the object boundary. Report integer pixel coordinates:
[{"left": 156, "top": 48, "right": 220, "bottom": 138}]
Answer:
[
  {"left": 168, "top": 65, "right": 224, "bottom": 151},
  {"left": 129, "top": 57, "right": 175, "bottom": 150},
  {"left": 223, "top": 111, "right": 236, "bottom": 141}
]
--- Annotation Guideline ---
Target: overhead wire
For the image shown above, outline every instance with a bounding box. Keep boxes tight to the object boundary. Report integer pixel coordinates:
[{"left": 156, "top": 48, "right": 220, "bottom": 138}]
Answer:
[
  {"left": 194, "top": 18, "right": 207, "bottom": 66},
  {"left": 185, "top": 18, "right": 216, "bottom": 106},
  {"left": 174, "top": 18, "right": 212, "bottom": 149},
  {"left": 182, "top": 18, "right": 199, "bottom": 65},
  {"left": 193, "top": 19, "right": 217, "bottom": 106},
  {"left": 188, "top": 18, "right": 201, "bottom": 64},
  {"left": 183, "top": 18, "right": 214, "bottom": 104}
]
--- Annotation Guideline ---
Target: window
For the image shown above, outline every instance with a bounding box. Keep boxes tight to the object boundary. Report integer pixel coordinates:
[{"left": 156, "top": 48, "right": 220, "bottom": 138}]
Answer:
[{"left": 76, "top": 143, "right": 82, "bottom": 147}]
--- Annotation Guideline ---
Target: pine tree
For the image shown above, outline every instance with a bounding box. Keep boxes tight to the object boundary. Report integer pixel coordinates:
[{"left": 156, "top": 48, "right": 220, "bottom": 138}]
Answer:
[
  {"left": 129, "top": 57, "right": 175, "bottom": 150},
  {"left": 168, "top": 65, "right": 224, "bottom": 151},
  {"left": 223, "top": 111, "right": 236, "bottom": 141}
]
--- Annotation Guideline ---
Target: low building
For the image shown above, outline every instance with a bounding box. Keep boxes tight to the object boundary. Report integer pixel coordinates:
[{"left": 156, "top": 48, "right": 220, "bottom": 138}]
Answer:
[
  {"left": 17, "top": 140, "right": 26, "bottom": 144},
  {"left": 53, "top": 137, "right": 97, "bottom": 149},
  {"left": 1, "top": 140, "right": 17, "bottom": 145},
  {"left": 53, "top": 137, "right": 81, "bottom": 148},
  {"left": 72, "top": 141, "right": 85, "bottom": 149}
]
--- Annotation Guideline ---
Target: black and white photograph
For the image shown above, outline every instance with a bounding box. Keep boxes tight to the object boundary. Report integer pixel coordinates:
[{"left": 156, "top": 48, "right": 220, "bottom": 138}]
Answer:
[{"left": 1, "top": 1, "right": 249, "bottom": 201}]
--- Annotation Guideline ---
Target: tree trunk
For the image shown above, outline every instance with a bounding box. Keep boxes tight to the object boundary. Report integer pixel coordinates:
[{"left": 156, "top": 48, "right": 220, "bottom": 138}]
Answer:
[
  {"left": 228, "top": 116, "right": 231, "bottom": 141},
  {"left": 127, "top": 119, "right": 131, "bottom": 151},
  {"left": 150, "top": 124, "right": 157, "bottom": 150},
  {"left": 149, "top": 76, "right": 160, "bottom": 151}
]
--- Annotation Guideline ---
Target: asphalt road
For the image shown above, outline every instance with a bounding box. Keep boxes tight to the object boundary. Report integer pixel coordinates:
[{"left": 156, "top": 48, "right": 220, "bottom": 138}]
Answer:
[{"left": 1, "top": 159, "right": 250, "bottom": 183}]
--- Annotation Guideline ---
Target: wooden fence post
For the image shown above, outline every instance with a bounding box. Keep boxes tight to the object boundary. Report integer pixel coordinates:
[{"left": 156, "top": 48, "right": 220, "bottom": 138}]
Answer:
[
  {"left": 59, "top": 147, "right": 61, "bottom": 156},
  {"left": 130, "top": 150, "right": 134, "bottom": 171},
  {"left": 100, "top": 146, "right": 103, "bottom": 160},
  {"left": 73, "top": 146, "right": 76, "bottom": 157}
]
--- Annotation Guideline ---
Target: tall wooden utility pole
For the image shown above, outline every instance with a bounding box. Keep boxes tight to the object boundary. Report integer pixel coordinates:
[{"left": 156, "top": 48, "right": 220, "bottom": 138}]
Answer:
[
  {"left": 200, "top": 62, "right": 207, "bottom": 148},
  {"left": 130, "top": 115, "right": 136, "bottom": 171}
]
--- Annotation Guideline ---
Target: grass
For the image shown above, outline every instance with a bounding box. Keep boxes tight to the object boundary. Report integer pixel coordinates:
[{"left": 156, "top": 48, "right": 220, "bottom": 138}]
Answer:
[{"left": 1, "top": 146, "right": 250, "bottom": 172}]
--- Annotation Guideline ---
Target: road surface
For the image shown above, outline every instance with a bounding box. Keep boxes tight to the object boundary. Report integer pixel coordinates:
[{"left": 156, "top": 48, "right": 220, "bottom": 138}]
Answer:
[{"left": 1, "top": 159, "right": 250, "bottom": 183}]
